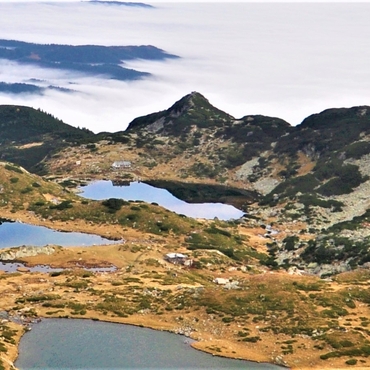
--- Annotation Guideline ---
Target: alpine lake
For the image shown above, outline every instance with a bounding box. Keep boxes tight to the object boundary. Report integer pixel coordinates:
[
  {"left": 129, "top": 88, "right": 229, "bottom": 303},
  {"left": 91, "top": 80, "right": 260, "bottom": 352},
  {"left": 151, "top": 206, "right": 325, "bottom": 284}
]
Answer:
[
  {"left": 15, "top": 319, "right": 283, "bottom": 370},
  {"left": 1, "top": 180, "right": 244, "bottom": 252},
  {"left": 78, "top": 180, "right": 245, "bottom": 220}
]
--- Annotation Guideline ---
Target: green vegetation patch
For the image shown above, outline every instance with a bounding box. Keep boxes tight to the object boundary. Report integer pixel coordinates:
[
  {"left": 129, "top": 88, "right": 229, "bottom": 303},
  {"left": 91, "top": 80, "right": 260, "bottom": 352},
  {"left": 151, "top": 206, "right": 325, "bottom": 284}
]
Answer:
[
  {"left": 185, "top": 223, "right": 259, "bottom": 263},
  {"left": 4, "top": 163, "right": 23, "bottom": 174},
  {"left": 0, "top": 325, "right": 17, "bottom": 345},
  {"left": 102, "top": 198, "right": 129, "bottom": 213},
  {"left": 0, "top": 105, "right": 94, "bottom": 171},
  {"left": 301, "top": 234, "right": 370, "bottom": 268},
  {"left": 16, "top": 294, "right": 61, "bottom": 303},
  {"left": 345, "top": 141, "right": 370, "bottom": 159}
]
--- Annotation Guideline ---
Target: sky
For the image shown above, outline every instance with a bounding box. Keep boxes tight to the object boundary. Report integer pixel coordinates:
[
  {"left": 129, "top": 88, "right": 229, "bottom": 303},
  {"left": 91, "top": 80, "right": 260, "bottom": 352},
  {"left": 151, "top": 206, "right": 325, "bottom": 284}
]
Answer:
[{"left": 0, "top": 1, "right": 370, "bottom": 133}]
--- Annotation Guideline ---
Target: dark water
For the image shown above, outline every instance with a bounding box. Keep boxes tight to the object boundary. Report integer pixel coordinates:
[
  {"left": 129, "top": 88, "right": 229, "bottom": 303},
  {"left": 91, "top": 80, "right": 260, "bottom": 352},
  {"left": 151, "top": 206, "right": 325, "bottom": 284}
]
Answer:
[
  {"left": 0, "top": 222, "right": 121, "bottom": 249},
  {"left": 79, "top": 181, "right": 244, "bottom": 220},
  {"left": 16, "top": 319, "right": 283, "bottom": 370},
  {"left": 0, "top": 261, "right": 116, "bottom": 273}
]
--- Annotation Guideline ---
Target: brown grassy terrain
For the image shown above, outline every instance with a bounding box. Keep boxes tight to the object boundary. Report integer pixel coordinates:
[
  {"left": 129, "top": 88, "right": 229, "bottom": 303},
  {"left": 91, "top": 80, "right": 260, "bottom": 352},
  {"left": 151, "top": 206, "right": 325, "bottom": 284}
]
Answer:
[
  {"left": 1, "top": 161, "right": 370, "bottom": 370},
  {"left": 44, "top": 138, "right": 253, "bottom": 188},
  {"left": 1, "top": 223, "right": 370, "bottom": 370}
]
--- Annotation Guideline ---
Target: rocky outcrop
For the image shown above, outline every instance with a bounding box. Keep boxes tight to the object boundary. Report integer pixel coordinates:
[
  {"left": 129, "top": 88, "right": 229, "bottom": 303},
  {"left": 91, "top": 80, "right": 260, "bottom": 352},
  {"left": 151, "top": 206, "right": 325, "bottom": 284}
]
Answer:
[
  {"left": 305, "top": 262, "right": 352, "bottom": 277},
  {"left": 0, "top": 245, "right": 55, "bottom": 261}
]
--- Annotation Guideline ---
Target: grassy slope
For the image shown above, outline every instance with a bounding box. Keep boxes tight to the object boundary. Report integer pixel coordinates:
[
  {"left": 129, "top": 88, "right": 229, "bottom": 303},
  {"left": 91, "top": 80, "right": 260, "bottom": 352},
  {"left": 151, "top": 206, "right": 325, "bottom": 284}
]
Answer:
[
  {"left": 0, "top": 105, "right": 94, "bottom": 172},
  {"left": 1, "top": 160, "right": 370, "bottom": 368}
]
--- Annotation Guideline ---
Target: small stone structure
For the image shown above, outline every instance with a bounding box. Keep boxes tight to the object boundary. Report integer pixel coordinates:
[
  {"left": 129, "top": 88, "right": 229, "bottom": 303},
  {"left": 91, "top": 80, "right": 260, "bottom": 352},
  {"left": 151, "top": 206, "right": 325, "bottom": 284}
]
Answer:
[
  {"left": 112, "top": 161, "right": 131, "bottom": 169},
  {"left": 213, "top": 277, "right": 229, "bottom": 285},
  {"left": 164, "top": 253, "right": 192, "bottom": 266}
]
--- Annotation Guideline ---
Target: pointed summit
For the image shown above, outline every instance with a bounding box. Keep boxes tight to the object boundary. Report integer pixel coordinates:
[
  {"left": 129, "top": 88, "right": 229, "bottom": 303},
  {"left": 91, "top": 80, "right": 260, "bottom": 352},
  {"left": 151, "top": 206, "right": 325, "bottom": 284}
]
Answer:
[
  {"left": 126, "top": 92, "right": 234, "bottom": 135},
  {"left": 168, "top": 91, "right": 217, "bottom": 115}
]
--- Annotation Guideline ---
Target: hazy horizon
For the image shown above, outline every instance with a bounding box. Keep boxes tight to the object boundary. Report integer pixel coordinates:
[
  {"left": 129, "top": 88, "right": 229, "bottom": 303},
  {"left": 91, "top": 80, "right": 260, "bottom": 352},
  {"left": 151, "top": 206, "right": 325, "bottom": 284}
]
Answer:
[{"left": 0, "top": 1, "right": 369, "bottom": 133}]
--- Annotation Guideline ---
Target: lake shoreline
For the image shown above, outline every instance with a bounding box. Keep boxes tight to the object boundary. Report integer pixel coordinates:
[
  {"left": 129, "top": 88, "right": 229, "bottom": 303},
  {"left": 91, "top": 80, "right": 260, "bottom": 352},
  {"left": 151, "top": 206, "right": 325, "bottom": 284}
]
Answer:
[
  {"left": 11, "top": 316, "right": 285, "bottom": 370},
  {"left": 2, "top": 253, "right": 368, "bottom": 370},
  {"left": 10, "top": 314, "right": 370, "bottom": 370}
]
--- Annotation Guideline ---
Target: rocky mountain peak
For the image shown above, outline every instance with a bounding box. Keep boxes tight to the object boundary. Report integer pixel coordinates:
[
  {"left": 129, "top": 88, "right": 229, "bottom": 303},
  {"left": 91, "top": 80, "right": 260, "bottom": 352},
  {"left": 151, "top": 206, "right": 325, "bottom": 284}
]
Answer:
[
  {"left": 169, "top": 91, "right": 206, "bottom": 112},
  {"left": 126, "top": 91, "right": 233, "bottom": 135}
]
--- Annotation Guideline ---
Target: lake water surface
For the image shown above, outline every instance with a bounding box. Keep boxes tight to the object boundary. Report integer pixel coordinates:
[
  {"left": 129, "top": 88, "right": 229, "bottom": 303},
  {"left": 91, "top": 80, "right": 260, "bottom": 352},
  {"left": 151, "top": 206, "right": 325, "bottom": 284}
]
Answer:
[
  {"left": 16, "top": 319, "right": 284, "bottom": 370},
  {"left": 79, "top": 181, "right": 244, "bottom": 220},
  {"left": 0, "top": 222, "right": 121, "bottom": 250}
]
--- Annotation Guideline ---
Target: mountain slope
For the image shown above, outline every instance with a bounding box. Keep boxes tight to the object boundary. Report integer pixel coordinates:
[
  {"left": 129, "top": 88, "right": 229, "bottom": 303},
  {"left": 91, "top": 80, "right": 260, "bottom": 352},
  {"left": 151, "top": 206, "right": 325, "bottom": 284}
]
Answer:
[
  {"left": 6, "top": 92, "right": 370, "bottom": 275},
  {"left": 125, "top": 92, "right": 292, "bottom": 181},
  {"left": 0, "top": 105, "right": 94, "bottom": 172},
  {"left": 127, "top": 91, "right": 234, "bottom": 134},
  {"left": 0, "top": 161, "right": 76, "bottom": 212}
]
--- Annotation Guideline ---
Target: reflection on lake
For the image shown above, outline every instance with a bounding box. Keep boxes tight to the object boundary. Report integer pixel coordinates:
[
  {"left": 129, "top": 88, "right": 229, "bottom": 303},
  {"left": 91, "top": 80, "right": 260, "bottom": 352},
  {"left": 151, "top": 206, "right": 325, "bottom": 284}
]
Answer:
[
  {"left": 0, "top": 222, "right": 121, "bottom": 250},
  {"left": 16, "top": 319, "right": 284, "bottom": 370},
  {"left": 79, "top": 181, "right": 245, "bottom": 220}
]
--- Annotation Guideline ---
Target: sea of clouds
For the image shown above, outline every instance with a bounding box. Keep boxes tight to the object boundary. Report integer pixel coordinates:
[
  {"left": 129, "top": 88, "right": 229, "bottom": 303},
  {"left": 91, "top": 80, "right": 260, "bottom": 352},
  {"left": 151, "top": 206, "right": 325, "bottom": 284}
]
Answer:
[{"left": 0, "top": 1, "right": 369, "bottom": 133}]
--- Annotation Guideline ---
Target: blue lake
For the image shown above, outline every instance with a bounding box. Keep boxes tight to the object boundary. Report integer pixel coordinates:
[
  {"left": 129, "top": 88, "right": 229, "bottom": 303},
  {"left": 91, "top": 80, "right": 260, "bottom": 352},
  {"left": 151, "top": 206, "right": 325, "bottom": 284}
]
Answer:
[
  {"left": 79, "top": 181, "right": 245, "bottom": 220},
  {"left": 0, "top": 222, "right": 120, "bottom": 250},
  {"left": 16, "top": 319, "right": 284, "bottom": 370}
]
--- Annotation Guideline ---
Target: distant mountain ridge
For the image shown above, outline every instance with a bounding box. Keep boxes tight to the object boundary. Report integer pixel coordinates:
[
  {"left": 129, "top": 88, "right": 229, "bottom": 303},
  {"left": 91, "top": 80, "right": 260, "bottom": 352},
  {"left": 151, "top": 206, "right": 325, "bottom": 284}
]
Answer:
[
  {"left": 0, "top": 39, "right": 178, "bottom": 83},
  {"left": 0, "top": 82, "right": 74, "bottom": 95}
]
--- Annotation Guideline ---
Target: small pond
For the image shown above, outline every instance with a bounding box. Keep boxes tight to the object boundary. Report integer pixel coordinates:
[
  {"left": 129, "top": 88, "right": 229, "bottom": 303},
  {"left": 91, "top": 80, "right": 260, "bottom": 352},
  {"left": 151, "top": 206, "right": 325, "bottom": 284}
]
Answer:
[
  {"left": 0, "top": 221, "right": 121, "bottom": 250},
  {"left": 0, "top": 262, "right": 116, "bottom": 273},
  {"left": 79, "top": 181, "right": 245, "bottom": 220},
  {"left": 16, "top": 319, "right": 284, "bottom": 370}
]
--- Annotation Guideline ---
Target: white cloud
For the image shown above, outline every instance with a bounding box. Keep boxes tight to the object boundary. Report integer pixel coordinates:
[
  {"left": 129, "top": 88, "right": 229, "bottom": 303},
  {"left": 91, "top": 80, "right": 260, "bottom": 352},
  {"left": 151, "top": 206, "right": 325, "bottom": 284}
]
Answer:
[{"left": 0, "top": 2, "right": 370, "bottom": 132}]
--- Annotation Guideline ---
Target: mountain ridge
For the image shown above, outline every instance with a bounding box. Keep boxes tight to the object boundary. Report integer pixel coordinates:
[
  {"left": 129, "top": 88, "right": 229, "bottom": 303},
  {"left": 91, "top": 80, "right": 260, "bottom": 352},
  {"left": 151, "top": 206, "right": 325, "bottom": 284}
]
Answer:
[
  {"left": 126, "top": 91, "right": 234, "bottom": 134},
  {"left": 3, "top": 92, "right": 370, "bottom": 275},
  {"left": 0, "top": 105, "right": 94, "bottom": 172}
]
